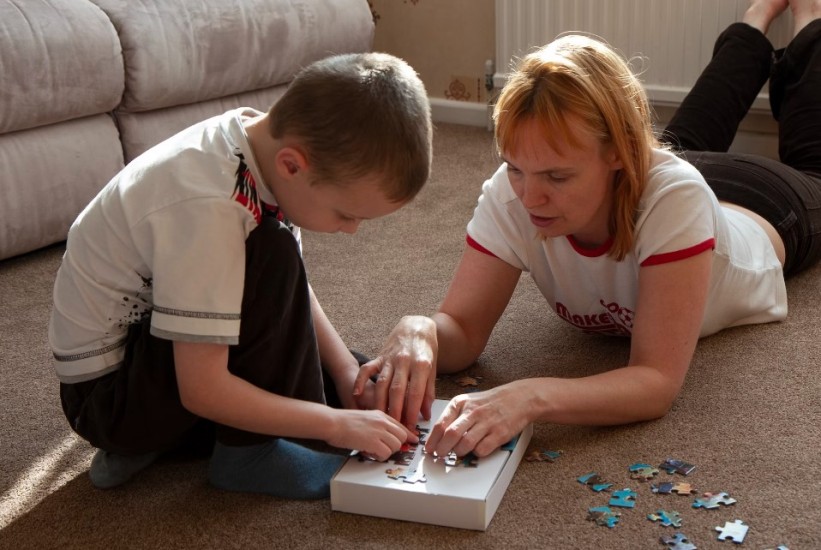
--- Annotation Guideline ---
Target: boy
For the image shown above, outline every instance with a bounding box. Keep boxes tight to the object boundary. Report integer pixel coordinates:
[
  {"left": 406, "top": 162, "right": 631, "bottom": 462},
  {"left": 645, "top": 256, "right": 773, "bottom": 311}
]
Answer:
[{"left": 48, "top": 52, "right": 432, "bottom": 499}]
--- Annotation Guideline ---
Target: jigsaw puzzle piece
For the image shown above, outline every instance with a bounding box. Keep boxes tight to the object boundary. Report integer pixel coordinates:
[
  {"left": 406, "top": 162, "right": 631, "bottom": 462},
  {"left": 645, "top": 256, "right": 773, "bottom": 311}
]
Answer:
[
  {"left": 453, "top": 375, "right": 482, "bottom": 387},
  {"left": 647, "top": 509, "right": 683, "bottom": 527},
  {"left": 671, "top": 482, "right": 697, "bottom": 496},
  {"left": 692, "top": 492, "right": 737, "bottom": 510},
  {"left": 660, "top": 532, "right": 697, "bottom": 550},
  {"left": 385, "top": 466, "right": 427, "bottom": 484},
  {"left": 459, "top": 453, "right": 479, "bottom": 467},
  {"left": 715, "top": 519, "right": 748, "bottom": 544},
  {"left": 524, "top": 448, "right": 562, "bottom": 462},
  {"left": 577, "top": 472, "right": 613, "bottom": 492},
  {"left": 609, "top": 488, "right": 638, "bottom": 508},
  {"left": 440, "top": 451, "right": 479, "bottom": 468},
  {"left": 500, "top": 436, "right": 520, "bottom": 452},
  {"left": 659, "top": 458, "right": 697, "bottom": 476},
  {"left": 652, "top": 482, "right": 674, "bottom": 494},
  {"left": 587, "top": 506, "right": 621, "bottom": 528},
  {"left": 629, "top": 462, "right": 660, "bottom": 481}
]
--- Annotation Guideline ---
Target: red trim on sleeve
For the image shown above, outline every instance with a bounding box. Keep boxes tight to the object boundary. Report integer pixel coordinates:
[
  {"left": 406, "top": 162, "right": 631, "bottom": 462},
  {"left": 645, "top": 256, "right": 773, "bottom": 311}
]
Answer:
[
  {"left": 466, "top": 234, "right": 498, "bottom": 258},
  {"left": 640, "top": 238, "right": 716, "bottom": 267}
]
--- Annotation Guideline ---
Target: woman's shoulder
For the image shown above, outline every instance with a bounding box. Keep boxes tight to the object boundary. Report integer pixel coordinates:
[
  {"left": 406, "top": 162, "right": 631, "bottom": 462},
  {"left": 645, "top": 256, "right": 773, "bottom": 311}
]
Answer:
[
  {"left": 643, "top": 148, "right": 713, "bottom": 202},
  {"left": 649, "top": 147, "right": 703, "bottom": 180}
]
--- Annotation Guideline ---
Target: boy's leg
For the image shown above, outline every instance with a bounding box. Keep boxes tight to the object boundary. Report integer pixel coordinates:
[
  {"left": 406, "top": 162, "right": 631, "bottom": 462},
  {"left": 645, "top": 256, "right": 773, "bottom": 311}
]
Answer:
[
  {"left": 60, "top": 318, "right": 205, "bottom": 487},
  {"left": 207, "top": 215, "right": 344, "bottom": 499},
  {"left": 60, "top": 215, "right": 339, "bottom": 492},
  {"left": 663, "top": 23, "right": 773, "bottom": 152}
]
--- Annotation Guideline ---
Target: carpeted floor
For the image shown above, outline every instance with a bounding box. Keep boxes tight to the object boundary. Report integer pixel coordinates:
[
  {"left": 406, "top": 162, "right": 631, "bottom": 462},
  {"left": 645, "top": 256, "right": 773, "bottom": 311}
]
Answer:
[{"left": 1, "top": 123, "right": 819, "bottom": 549}]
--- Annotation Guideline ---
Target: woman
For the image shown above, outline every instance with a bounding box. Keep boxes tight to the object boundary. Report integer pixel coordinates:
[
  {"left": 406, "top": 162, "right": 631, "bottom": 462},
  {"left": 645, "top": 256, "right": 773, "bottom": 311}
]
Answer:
[{"left": 354, "top": 0, "right": 821, "bottom": 459}]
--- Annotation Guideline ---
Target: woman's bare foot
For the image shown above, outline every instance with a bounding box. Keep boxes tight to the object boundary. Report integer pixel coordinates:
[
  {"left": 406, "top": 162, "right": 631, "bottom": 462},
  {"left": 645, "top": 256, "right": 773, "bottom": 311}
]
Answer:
[
  {"left": 789, "top": 0, "right": 821, "bottom": 36},
  {"left": 743, "top": 0, "right": 790, "bottom": 34}
]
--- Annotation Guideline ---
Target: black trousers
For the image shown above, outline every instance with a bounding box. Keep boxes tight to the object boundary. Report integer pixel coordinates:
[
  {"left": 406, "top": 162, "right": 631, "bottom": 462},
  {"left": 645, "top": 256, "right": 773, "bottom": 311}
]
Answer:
[
  {"left": 662, "top": 20, "right": 821, "bottom": 276},
  {"left": 61, "top": 215, "right": 329, "bottom": 455}
]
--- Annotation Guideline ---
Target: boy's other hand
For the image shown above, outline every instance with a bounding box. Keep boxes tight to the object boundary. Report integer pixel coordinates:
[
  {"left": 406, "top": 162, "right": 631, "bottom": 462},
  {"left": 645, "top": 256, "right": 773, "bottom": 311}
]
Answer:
[
  {"left": 353, "top": 316, "right": 437, "bottom": 428},
  {"left": 325, "top": 409, "right": 418, "bottom": 462}
]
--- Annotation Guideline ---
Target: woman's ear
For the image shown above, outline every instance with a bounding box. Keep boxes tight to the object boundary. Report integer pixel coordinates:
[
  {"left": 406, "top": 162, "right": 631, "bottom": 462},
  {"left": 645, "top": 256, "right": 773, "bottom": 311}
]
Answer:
[{"left": 604, "top": 143, "right": 623, "bottom": 171}]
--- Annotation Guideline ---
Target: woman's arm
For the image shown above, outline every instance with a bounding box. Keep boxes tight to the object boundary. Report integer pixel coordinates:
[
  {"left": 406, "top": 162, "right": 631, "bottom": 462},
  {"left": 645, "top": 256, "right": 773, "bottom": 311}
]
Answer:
[
  {"left": 355, "top": 246, "right": 522, "bottom": 426},
  {"left": 425, "top": 249, "right": 713, "bottom": 458}
]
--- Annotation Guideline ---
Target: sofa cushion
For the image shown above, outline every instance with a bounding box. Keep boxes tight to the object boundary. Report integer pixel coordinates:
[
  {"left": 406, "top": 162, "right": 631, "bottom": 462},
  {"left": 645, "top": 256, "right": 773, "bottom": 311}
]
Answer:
[
  {"left": 0, "top": 115, "right": 123, "bottom": 260},
  {"left": 117, "top": 85, "right": 287, "bottom": 163},
  {"left": 91, "top": 0, "right": 375, "bottom": 113},
  {"left": 0, "top": 0, "right": 123, "bottom": 134}
]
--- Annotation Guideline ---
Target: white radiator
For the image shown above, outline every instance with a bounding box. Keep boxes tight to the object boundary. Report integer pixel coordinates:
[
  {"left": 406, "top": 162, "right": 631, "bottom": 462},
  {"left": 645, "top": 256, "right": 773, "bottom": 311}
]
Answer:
[{"left": 494, "top": 0, "right": 793, "bottom": 111}]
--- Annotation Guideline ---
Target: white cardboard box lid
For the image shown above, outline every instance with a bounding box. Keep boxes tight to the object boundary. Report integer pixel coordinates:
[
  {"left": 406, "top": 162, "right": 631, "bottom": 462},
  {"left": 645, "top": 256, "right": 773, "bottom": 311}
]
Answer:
[{"left": 330, "top": 399, "right": 533, "bottom": 530}]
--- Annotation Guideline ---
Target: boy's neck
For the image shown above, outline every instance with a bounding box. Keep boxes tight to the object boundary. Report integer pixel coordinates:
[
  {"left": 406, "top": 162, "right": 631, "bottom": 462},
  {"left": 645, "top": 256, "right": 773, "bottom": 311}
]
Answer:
[{"left": 243, "top": 114, "right": 285, "bottom": 202}]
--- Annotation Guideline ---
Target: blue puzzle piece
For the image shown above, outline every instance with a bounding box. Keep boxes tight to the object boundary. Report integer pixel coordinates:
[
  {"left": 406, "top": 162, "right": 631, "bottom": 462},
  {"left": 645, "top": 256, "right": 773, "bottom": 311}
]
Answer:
[
  {"left": 648, "top": 509, "right": 682, "bottom": 527},
  {"left": 628, "top": 462, "right": 660, "bottom": 481},
  {"left": 577, "top": 472, "right": 613, "bottom": 492},
  {"left": 609, "top": 488, "right": 637, "bottom": 508},
  {"left": 587, "top": 506, "right": 620, "bottom": 528},
  {"left": 692, "top": 491, "right": 737, "bottom": 510}
]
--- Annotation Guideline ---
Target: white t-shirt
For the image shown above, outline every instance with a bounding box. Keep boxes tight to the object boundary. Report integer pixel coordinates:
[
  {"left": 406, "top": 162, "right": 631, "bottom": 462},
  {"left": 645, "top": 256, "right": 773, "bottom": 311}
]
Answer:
[
  {"left": 467, "top": 148, "right": 787, "bottom": 337},
  {"left": 49, "top": 108, "right": 299, "bottom": 383}
]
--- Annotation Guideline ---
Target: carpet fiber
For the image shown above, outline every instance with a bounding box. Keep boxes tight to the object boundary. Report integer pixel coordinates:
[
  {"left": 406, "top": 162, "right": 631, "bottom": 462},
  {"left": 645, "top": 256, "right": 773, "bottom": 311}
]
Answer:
[{"left": 1, "top": 123, "right": 819, "bottom": 549}]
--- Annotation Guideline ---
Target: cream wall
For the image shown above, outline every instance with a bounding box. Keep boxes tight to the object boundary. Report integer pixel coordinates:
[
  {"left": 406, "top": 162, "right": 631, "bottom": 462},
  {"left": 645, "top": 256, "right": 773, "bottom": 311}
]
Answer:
[{"left": 369, "top": 0, "right": 495, "bottom": 105}]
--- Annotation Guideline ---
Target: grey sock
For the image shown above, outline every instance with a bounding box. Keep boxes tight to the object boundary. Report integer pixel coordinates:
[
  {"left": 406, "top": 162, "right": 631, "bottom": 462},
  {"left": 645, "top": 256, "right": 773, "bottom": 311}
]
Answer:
[
  {"left": 89, "top": 448, "right": 161, "bottom": 489},
  {"left": 208, "top": 439, "right": 345, "bottom": 500}
]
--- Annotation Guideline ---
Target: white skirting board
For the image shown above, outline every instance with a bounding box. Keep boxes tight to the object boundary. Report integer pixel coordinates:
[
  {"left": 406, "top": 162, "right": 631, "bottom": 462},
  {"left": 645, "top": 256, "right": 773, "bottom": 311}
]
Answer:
[{"left": 430, "top": 98, "right": 491, "bottom": 129}]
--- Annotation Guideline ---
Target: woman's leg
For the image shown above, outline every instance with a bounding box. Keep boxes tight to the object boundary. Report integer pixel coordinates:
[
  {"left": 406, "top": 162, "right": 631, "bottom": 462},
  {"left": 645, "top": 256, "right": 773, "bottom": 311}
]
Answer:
[
  {"left": 663, "top": 22, "right": 775, "bottom": 152},
  {"left": 770, "top": 2, "right": 821, "bottom": 174},
  {"left": 663, "top": 1, "right": 789, "bottom": 151}
]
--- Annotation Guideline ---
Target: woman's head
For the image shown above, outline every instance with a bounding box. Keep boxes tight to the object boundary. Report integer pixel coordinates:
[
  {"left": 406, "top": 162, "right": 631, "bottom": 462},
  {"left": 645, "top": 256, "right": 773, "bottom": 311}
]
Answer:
[{"left": 494, "top": 34, "right": 658, "bottom": 260}]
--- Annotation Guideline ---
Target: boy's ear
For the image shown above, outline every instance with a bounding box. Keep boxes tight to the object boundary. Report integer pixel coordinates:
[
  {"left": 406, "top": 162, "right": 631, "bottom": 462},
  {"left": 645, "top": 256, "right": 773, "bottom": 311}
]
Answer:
[{"left": 275, "top": 146, "right": 309, "bottom": 179}]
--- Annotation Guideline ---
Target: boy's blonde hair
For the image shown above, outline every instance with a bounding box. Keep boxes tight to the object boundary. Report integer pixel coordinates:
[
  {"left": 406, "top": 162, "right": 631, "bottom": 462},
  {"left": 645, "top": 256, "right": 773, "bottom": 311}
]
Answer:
[
  {"left": 269, "top": 52, "right": 432, "bottom": 203},
  {"left": 494, "top": 34, "right": 658, "bottom": 260}
]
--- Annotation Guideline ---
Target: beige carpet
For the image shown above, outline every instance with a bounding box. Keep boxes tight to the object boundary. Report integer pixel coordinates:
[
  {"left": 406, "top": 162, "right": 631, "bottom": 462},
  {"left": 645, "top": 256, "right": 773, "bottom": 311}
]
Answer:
[{"left": 1, "top": 123, "right": 819, "bottom": 549}]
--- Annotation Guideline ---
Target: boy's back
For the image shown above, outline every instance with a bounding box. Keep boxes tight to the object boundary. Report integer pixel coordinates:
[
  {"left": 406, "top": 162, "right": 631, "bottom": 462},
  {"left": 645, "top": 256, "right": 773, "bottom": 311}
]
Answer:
[{"left": 50, "top": 109, "right": 285, "bottom": 384}]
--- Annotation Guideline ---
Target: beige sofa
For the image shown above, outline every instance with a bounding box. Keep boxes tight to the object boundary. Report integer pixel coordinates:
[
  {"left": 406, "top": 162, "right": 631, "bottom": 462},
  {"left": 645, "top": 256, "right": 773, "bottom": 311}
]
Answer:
[{"left": 0, "top": 0, "right": 374, "bottom": 261}]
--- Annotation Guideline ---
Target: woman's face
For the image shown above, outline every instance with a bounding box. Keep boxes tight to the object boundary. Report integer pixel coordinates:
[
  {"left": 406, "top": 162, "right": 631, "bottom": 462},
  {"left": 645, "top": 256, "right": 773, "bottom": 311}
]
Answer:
[{"left": 502, "top": 116, "right": 623, "bottom": 248}]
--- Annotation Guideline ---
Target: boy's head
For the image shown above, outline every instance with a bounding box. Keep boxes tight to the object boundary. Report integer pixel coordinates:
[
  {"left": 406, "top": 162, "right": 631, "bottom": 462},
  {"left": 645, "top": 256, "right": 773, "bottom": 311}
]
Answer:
[{"left": 268, "top": 52, "right": 432, "bottom": 204}]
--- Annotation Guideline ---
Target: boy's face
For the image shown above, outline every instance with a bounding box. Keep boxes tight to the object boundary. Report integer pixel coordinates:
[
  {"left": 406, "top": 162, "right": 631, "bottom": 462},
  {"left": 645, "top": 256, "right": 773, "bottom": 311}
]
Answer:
[{"left": 279, "top": 173, "right": 404, "bottom": 234}]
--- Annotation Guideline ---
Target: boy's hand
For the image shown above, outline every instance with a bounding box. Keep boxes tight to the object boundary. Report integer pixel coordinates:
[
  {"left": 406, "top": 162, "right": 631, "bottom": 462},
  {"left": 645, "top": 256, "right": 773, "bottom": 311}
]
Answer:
[
  {"left": 325, "top": 409, "right": 419, "bottom": 462},
  {"left": 353, "top": 315, "right": 437, "bottom": 428}
]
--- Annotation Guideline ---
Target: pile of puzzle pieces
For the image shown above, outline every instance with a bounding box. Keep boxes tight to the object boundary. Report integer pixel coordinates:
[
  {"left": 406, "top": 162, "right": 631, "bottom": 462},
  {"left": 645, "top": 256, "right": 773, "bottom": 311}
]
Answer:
[{"left": 540, "top": 456, "right": 791, "bottom": 548}]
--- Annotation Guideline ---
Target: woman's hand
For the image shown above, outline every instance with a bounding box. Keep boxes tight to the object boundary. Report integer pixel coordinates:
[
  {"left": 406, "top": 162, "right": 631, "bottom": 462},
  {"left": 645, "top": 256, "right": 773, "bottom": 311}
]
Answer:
[
  {"left": 353, "top": 315, "right": 438, "bottom": 428},
  {"left": 425, "top": 381, "right": 535, "bottom": 458}
]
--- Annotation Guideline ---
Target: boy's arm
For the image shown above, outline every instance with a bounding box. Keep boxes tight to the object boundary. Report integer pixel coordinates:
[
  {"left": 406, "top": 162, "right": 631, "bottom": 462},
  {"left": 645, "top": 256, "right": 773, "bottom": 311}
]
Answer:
[
  {"left": 308, "top": 285, "right": 362, "bottom": 409},
  {"left": 172, "top": 341, "right": 415, "bottom": 459}
]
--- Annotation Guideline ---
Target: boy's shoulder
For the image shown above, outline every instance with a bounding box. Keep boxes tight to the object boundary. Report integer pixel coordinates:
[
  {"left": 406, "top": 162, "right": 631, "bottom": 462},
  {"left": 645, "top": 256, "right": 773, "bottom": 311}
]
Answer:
[
  {"left": 135, "top": 108, "right": 260, "bottom": 168},
  {"left": 108, "top": 108, "right": 271, "bottom": 219}
]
